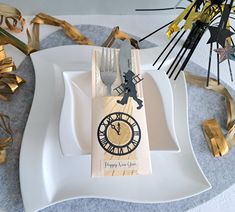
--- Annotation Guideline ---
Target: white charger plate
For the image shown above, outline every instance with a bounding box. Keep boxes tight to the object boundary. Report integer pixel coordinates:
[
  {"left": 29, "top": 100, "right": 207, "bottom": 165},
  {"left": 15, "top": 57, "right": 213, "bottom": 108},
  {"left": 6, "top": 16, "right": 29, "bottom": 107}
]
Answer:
[{"left": 20, "top": 45, "right": 211, "bottom": 212}]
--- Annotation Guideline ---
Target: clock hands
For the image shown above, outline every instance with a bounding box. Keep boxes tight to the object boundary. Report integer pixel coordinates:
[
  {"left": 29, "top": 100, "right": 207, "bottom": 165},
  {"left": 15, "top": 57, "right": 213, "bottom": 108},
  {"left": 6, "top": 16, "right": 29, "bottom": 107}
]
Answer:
[
  {"left": 117, "top": 122, "right": 120, "bottom": 133},
  {"left": 110, "top": 122, "right": 121, "bottom": 135}
]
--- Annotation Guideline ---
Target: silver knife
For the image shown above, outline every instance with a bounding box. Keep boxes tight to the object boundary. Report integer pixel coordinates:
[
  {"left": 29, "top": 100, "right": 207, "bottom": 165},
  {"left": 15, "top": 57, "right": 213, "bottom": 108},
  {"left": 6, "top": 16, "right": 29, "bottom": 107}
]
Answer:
[{"left": 119, "top": 40, "right": 132, "bottom": 82}]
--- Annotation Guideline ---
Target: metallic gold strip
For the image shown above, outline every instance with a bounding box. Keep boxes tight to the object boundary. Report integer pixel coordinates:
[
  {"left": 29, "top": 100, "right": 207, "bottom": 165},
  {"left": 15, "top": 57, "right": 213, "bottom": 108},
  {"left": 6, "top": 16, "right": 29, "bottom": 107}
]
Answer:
[
  {"left": 0, "top": 149, "right": 6, "bottom": 164},
  {"left": 186, "top": 72, "right": 235, "bottom": 157},
  {"left": 202, "top": 119, "right": 230, "bottom": 157},
  {"left": 30, "top": 13, "right": 94, "bottom": 46},
  {"left": 0, "top": 46, "right": 25, "bottom": 100},
  {"left": 0, "top": 3, "right": 25, "bottom": 33},
  {"left": 102, "top": 26, "right": 139, "bottom": 49}
]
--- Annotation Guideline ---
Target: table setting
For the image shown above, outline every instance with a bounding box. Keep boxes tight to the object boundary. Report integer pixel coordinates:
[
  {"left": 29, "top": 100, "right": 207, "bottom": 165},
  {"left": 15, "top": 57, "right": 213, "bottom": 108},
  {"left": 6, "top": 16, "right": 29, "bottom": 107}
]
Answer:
[{"left": 0, "top": 1, "right": 235, "bottom": 212}]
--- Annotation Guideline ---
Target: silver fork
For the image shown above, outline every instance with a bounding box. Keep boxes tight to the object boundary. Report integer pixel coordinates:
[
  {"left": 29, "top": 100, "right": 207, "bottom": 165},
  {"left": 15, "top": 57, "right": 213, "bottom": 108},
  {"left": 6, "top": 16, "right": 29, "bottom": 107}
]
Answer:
[{"left": 100, "top": 47, "right": 117, "bottom": 96}]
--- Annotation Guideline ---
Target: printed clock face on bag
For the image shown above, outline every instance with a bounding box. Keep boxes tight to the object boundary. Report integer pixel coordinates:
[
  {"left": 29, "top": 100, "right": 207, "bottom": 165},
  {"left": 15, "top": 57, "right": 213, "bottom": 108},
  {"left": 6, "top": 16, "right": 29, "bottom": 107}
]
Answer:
[{"left": 97, "top": 112, "right": 141, "bottom": 156}]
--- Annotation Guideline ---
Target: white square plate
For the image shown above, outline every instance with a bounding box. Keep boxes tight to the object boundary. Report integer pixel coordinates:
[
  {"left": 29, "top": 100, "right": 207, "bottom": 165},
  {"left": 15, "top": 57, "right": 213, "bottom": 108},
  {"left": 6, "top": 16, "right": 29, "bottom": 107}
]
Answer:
[{"left": 20, "top": 45, "right": 211, "bottom": 212}]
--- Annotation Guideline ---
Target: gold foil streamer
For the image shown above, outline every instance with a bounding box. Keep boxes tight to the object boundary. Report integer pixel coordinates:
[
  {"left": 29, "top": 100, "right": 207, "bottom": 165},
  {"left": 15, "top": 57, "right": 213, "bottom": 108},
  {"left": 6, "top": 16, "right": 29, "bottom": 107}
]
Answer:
[
  {"left": 102, "top": 26, "right": 140, "bottom": 49},
  {"left": 0, "top": 149, "right": 6, "bottom": 164},
  {"left": 0, "top": 26, "right": 36, "bottom": 55},
  {"left": 0, "top": 45, "right": 25, "bottom": 101},
  {"left": 0, "top": 4, "right": 27, "bottom": 164},
  {"left": 30, "top": 13, "right": 139, "bottom": 49},
  {"left": 185, "top": 72, "right": 235, "bottom": 157},
  {"left": 0, "top": 113, "right": 13, "bottom": 164},
  {"left": 0, "top": 7, "right": 140, "bottom": 54},
  {"left": 202, "top": 119, "right": 230, "bottom": 157},
  {"left": 167, "top": 0, "right": 196, "bottom": 37},
  {"left": 197, "top": 1, "right": 220, "bottom": 24},
  {"left": 30, "top": 13, "right": 94, "bottom": 47},
  {"left": 167, "top": 0, "right": 221, "bottom": 38},
  {"left": 0, "top": 3, "right": 25, "bottom": 33},
  {"left": 0, "top": 3, "right": 36, "bottom": 55}
]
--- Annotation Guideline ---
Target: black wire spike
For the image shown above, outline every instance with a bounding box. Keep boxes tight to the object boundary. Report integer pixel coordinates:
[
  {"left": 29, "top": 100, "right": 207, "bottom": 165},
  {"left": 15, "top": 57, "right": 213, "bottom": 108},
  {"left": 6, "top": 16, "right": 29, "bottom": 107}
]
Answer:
[
  {"left": 166, "top": 45, "right": 186, "bottom": 75},
  {"left": 135, "top": 7, "right": 186, "bottom": 11},
  {"left": 174, "top": 20, "right": 209, "bottom": 80},
  {"left": 216, "top": 42, "right": 220, "bottom": 85},
  {"left": 166, "top": 27, "right": 198, "bottom": 77},
  {"left": 207, "top": 43, "right": 213, "bottom": 86},
  {"left": 169, "top": 48, "right": 188, "bottom": 79},
  {"left": 152, "top": 30, "right": 182, "bottom": 66},
  {"left": 227, "top": 58, "right": 233, "bottom": 81},
  {"left": 157, "top": 30, "right": 186, "bottom": 70},
  {"left": 139, "top": 21, "right": 173, "bottom": 42},
  {"left": 174, "top": 29, "right": 205, "bottom": 80}
]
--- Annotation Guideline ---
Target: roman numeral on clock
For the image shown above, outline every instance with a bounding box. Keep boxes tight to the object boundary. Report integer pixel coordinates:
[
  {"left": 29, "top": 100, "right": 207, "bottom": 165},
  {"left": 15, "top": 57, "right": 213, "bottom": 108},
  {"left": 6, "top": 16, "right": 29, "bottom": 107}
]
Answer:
[
  {"left": 107, "top": 145, "right": 115, "bottom": 153},
  {"left": 134, "top": 131, "right": 139, "bottom": 136},
  {"left": 132, "top": 122, "right": 137, "bottom": 128},
  {"left": 127, "top": 145, "right": 132, "bottom": 152},
  {"left": 101, "top": 122, "right": 108, "bottom": 128},
  {"left": 106, "top": 115, "right": 113, "bottom": 123},
  {"left": 115, "top": 113, "right": 123, "bottom": 120},
  {"left": 117, "top": 147, "right": 124, "bottom": 154},
  {"left": 98, "top": 130, "right": 105, "bottom": 137},
  {"left": 131, "top": 139, "right": 139, "bottom": 147},
  {"left": 100, "top": 137, "right": 108, "bottom": 147}
]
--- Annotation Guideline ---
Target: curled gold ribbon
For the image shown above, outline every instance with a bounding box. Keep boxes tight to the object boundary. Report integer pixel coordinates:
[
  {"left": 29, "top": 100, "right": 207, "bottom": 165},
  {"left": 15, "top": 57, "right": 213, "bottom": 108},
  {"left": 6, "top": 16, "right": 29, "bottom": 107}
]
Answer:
[
  {"left": 0, "top": 113, "right": 13, "bottom": 164},
  {"left": 0, "top": 3, "right": 36, "bottom": 55},
  {"left": 0, "top": 3, "right": 25, "bottom": 33},
  {"left": 102, "top": 26, "right": 140, "bottom": 49},
  {"left": 0, "top": 26, "right": 37, "bottom": 55},
  {"left": 0, "top": 3, "right": 26, "bottom": 164},
  {"left": 0, "top": 6, "right": 140, "bottom": 54},
  {"left": 0, "top": 45, "right": 25, "bottom": 101},
  {"left": 185, "top": 72, "right": 235, "bottom": 157},
  {"left": 30, "top": 13, "right": 139, "bottom": 49},
  {"left": 30, "top": 13, "right": 94, "bottom": 48},
  {"left": 202, "top": 119, "right": 230, "bottom": 157}
]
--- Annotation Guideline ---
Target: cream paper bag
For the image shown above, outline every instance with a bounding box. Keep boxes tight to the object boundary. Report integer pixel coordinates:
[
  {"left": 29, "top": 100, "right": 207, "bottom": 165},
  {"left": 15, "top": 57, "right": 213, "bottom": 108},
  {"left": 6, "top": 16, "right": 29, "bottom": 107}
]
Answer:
[{"left": 91, "top": 48, "right": 152, "bottom": 177}]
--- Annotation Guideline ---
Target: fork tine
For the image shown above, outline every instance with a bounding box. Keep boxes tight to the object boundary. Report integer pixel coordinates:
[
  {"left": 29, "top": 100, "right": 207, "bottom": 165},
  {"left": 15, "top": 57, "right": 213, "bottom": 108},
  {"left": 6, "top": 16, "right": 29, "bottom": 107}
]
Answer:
[
  {"left": 101, "top": 47, "right": 104, "bottom": 72},
  {"left": 99, "top": 47, "right": 117, "bottom": 96},
  {"left": 113, "top": 49, "right": 116, "bottom": 72},
  {"left": 113, "top": 49, "right": 117, "bottom": 72},
  {"left": 109, "top": 48, "right": 113, "bottom": 71},
  {"left": 105, "top": 47, "right": 109, "bottom": 72}
]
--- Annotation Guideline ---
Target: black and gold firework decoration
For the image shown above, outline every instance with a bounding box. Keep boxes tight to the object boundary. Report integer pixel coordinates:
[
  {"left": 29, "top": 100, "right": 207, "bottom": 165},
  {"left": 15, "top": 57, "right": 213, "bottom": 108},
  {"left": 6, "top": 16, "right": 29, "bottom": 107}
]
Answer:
[{"left": 137, "top": 0, "right": 235, "bottom": 85}]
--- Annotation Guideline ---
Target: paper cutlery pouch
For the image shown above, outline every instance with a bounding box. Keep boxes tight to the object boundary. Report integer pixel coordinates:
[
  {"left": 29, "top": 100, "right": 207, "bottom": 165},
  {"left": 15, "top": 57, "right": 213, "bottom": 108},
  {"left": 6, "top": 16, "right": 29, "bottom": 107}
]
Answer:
[{"left": 91, "top": 48, "right": 152, "bottom": 177}]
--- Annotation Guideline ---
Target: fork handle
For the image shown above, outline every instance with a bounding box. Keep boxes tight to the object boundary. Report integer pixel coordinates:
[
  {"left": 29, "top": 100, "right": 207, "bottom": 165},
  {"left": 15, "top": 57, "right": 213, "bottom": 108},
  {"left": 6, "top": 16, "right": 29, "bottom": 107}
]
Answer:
[{"left": 107, "top": 85, "right": 112, "bottom": 96}]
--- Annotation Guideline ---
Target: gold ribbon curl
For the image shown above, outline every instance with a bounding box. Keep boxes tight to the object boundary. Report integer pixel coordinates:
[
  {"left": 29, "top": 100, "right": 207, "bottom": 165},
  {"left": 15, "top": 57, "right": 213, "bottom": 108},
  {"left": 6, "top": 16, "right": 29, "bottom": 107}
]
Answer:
[
  {"left": 30, "top": 13, "right": 94, "bottom": 48},
  {"left": 102, "top": 26, "right": 140, "bottom": 49},
  {"left": 0, "top": 7, "right": 140, "bottom": 55},
  {"left": 30, "top": 13, "right": 139, "bottom": 49},
  {"left": 185, "top": 72, "right": 235, "bottom": 157},
  {"left": 0, "top": 4, "right": 26, "bottom": 164},
  {"left": 0, "top": 3, "right": 25, "bottom": 33},
  {"left": 0, "top": 3, "right": 36, "bottom": 55},
  {"left": 0, "top": 113, "right": 13, "bottom": 164},
  {"left": 0, "top": 45, "right": 25, "bottom": 101}
]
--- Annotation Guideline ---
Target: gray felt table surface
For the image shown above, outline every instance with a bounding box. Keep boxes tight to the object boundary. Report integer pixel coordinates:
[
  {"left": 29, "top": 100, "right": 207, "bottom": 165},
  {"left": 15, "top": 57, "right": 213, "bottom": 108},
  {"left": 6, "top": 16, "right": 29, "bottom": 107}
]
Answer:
[{"left": 0, "top": 25, "right": 235, "bottom": 212}]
